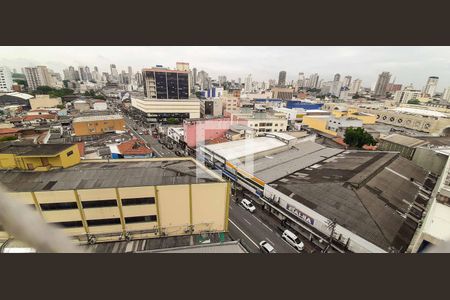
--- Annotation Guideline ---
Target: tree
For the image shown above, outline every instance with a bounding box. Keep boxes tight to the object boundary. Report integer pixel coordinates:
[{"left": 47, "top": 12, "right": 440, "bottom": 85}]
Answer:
[
  {"left": 407, "top": 99, "right": 420, "bottom": 105},
  {"left": 167, "top": 117, "right": 178, "bottom": 124},
  {"left": 352, "top": 93, "right": 360, "bottom": 99},
  {"left": 343, "top": 127, "right": 376, "bottom": 149}
]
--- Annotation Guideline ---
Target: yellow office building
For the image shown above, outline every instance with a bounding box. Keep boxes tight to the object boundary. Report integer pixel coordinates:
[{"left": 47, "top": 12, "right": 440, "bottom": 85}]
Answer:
[{"left": 0, "top": 158, "right": 229, "bottom": 244}]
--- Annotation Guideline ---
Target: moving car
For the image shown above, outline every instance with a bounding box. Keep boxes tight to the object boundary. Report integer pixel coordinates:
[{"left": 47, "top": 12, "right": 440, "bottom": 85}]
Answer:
[
  {"left": 259, "top": 241, "right": 276, "bottom": 253},
  {"left": 282, "top": 229, "right": 304, "bottom": 251},
  {"left": 240, "top": 199, "right": 256, "bottom": 213}
]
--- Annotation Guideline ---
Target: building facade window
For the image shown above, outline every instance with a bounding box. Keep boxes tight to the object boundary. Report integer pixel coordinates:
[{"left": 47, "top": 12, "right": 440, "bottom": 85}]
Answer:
[
  {"left": 40, "top": 202, "right": 79, "bottom": 211},
  {"left": 121, "top": 197, "right": 156, "bottom": 206},
  {"left": 125, "top": 215, "right": 157, "bottom": 224},
  {"left": 87, "top": 218, "right": 121, "bottom": 226},
  {"left": 82, "top": 199, "right": 118, "bottom": 208}
]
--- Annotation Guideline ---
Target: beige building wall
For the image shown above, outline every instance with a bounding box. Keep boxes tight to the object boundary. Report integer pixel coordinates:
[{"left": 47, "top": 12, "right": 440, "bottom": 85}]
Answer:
[
  {"left": 29, "top": 95, "right": 62, "bottom": 110},
  {"left": 132, "top": 98, "right": 201, "bottom": 119}
]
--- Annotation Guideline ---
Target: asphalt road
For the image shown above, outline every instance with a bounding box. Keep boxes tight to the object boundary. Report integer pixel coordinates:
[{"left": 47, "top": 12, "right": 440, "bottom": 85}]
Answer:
[
  {"left": 120, "top": 113, "right": 177, "bottom": 158},
  {"left": 228, "top": 198, "right": 300, "bottom": 253}
]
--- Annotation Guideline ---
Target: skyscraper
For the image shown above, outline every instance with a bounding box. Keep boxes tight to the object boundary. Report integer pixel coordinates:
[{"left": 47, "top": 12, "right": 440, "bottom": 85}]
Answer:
[
  {"left": 128, "top": 66, "right": 133, "bottom": 84},
  {"left": 244, "top": 74, "right": 252, "bottom": 93},
  {"left": 78, "top": 66, "right": 87, "bottom": 82},
  {"left": 110, "top": 64, "right": 119, "bottom": 81},
  {"left": 192, "top": 68, "right": 197, "bottom": 85},
  {"left": 343, "top": 75, "right": 352, "bottom": 88},
  {"left": 218, "top": 75, "right": 227, "bottom": 86},
  {"left": 308, "top": 73, "right": 319, "bottom": 89},
  {"left": 176, "top": 62, "right": 190, "bottom": 72},
  {"left": 297, "top": 72, "right": 305, "bottom": 88},
  {"left": 423, "top": 76, "right": 439, "bottom": 97},
  {"left": 278, "top": 71, "right": 287, "bottom": 87},
  {"left": 23, "top": 66, "right": 53, "bottom": 90},
  {"left": 334, "top": 73, "right": 341, "bottom": 82},
  {"left": 350, "top": 79, "right": 362, "bottom": 95},
  {"left": 0, "top": 66, "right": 13, "bottom": 92},
  {"left": 142, "top": 66, "right": 190, "bottom": 99},
  {"left": 374, "top": 71, "right": 391, "bottom": 97},
  {"left": 84, "top": 66, "right": 92, "bottom": 82}
]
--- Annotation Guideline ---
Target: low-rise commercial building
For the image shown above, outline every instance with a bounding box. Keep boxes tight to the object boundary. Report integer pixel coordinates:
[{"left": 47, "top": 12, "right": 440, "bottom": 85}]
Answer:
[
  {"left": 0, "top": 158, "right": 229, "bottom": 244},
  {"left": 73, "top": 100, "right": 91, "bottom": 112},
  {"left": 200, "top": 136, "right": 436, "bottom": 253},
  {"left": 183, "top": 117, "right": 231, "bottom": 149},
  {"left": 200, "top": 98, "right": 223, "bottom": 117},
  {"left": 131, "top": 98, "right": 200, "bottom": 123},
  {"left": 271, "top": 87, "right": 294, "bottom": 100},
  {"left": 378, "top": 134, "right": 429, "bottom": 159},
  {"left": 0, "top": 143, "right": 80, "bottom": 170},
  {"left": 72, "top": 115, "right": 126, "bottom": 136},
  {"left": 230, "top": 110, "right": 288, "bottom": 135},
  {"left": 29, "top": 95, "right": 62, "bottom": 110}
]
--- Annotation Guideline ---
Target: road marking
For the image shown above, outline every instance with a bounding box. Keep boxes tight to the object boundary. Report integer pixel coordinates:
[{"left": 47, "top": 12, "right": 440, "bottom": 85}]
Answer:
[
  {"left": 229, "top": 205, "right": 233, "bottom": 210},
  {"left": 228, "top": 219, "right": 259, "bottom": 248},
  {"left": 266, "top": 238, "right": 274, "bottom": 245},
  {"left": 243, "top": 218, "right": 252, "bottom": 225},
  {"left": 252, "top": 215, "right": 273, "bottom": 232}
]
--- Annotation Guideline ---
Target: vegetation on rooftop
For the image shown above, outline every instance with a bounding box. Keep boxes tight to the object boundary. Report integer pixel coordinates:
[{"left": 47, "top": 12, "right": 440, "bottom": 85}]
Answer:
[{"left": 344, "top": 127, "right": 376, "bottom": 149}]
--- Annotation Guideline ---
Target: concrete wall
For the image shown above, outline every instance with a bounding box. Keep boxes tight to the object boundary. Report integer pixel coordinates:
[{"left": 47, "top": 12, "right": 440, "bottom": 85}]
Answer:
[
  {"left": 412, "top": 147, "right": 449, "bottom": 175},
  {"left": 73, "top": 118, "right": 126, "bottom": 136},
  {"left": 183, "top": 118, "right": 231, "bottom": 148}
]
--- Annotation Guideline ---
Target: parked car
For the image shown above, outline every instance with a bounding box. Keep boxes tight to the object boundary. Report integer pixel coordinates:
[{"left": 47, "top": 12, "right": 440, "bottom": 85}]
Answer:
[
  {"left": 282, "top": 229, "right": 304, "bottom": 251},
  {"left": 259, "top": 241, "right": 276, "bottom": 253},
  {"left": 240, "top": 199, "right": 256, "bottom": 213}
]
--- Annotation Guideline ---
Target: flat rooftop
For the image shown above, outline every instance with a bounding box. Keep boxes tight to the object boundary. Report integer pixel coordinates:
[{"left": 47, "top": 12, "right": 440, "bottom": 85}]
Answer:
[
  {"left": 0, "top": 143, "right": 74, "bottom": 156},
  {"left": 73, "top": 115, "right": 123, "bottom": 123},
  {"left": 381, "top": 134, "right": 428, "bottom": 147},
  {"left": 0, "top": 158, "right": 222, "bottom": 192},
  {"left": 268, "top": 151, "right": 436, "bottom": 252},
  {"left": 231, "top": 141, "right": 343, "bottom": 183},
  {"left": 203, "top": 136, "right": 287, "bottom": 161}
]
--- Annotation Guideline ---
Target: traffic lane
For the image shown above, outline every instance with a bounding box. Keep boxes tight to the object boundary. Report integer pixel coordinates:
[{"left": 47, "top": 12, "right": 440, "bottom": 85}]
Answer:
[
  {"left": 241, "top": 193, "right": 318, "bottom": 253},
  {"left": 228, "top": 200, "right": 298, "bottom": 253},
  {"left": 228, "top": 219, "right": 260, "bottom": 253}
]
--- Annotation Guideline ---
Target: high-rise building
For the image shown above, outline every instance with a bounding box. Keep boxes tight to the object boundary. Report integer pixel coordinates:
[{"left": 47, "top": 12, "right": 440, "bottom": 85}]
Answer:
[
  {"left": 218, "top": 75, "right": 227, "bottom": 86},
  {"left": 350, "top": 79, "right": 362, "bottom": 95},
  {"left": 142, "top": 66, "right": 190, "bottom": 99},
  {"left": 297, "top": 72, "right": 305, "bottom": 88},
  {"left": 334, "top": 73, "right": 341, "bottom": 82},
  {"left": 308, "top": 73, "right": 319, "bottom": 89},
  {"left": 441, "top": 87, "right": 450, "bottom": 102},
  {"left": 244, "top": 74, "right": 252, "bottom": 93},
  {"left": 423, "top": 76, "right": 439, "bottom": 97},
  {"left": 192, "top": 68, "right": 197, "bottom": 85},
  {"left": 278, "top": 71, "right": 287, "bottom": 87},
  {"left": 197, "top": 70, "right": 209, "bottom": 90},
  {"left": 135, "top": 72, "right": 143, "bottom": 86},
  {"left": 78, "top": 66, "right": 87, "bottom": 82},
  {"left": 373, "top": 71, "right": 391, "bottom": 97},
  {"left": 110, "top": 64, "right": 119, "bottom": 81},
  {"left": 0, "top": 66, "right": 14, "bottom": 92},
  {"left": 23, "top": 66, "right": 53, "bottom": 90},
  {"left": 343, "top": 75, "right": 352, "bottom": 87},
  {"left": 128, "top": 66, "right": 133, "bottom": 84},
  {"left": 84, "top": 66, "right": 92, "bottom": 82}
]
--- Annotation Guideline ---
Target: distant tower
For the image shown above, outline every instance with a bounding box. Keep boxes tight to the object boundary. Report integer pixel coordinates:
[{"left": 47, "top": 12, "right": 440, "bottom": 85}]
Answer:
[
  {"left": 278, "top": 71, "right": 287, "bottom": 87},
  {"left": 374, "top": 71, "right": 392, "bottom": 97}
]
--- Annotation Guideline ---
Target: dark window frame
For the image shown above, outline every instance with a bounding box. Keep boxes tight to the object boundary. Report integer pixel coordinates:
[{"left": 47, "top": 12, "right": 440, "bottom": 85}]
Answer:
[
  {"left": 121, "top": 197, "right": 155, "bottom": 206},
  {"left": 82, "top": 199, "right": 118, "bottom": 209}
]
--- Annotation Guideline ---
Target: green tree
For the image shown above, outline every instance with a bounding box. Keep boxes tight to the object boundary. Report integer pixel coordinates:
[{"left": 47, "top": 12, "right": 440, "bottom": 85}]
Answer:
[
  {"left": 407, "top": 99, "right": 420, "bottom": 105},
  {"left": 167, "top": 117, "right": 178, "bottom": 124},
  {"left": 344, "top": 127, "right": 376, "bottom": 149},
  {"left": 0, "top": 136, "right": 18, "bottom": 142},
  {"left": 352, "top": 93, "right": 360, "bottom": 99}
]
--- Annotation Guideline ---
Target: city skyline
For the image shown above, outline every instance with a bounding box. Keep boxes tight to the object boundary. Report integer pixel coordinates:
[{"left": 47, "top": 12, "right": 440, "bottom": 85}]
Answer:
[{"left": 1, "top": 46, "right": 450, "bottom": 91}]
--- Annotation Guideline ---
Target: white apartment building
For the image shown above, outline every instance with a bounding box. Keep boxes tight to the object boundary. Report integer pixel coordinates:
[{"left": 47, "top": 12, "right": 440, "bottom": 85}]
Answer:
[
  {"left": 0, "top": 66, "right": 13, "bottom": 92},
  {"left": 23, "top": 66, "right": 54, "bottom": 90},
  {"left": 394, "top": 88, "right": 422, "bottom": 103},
  {"left": 230, "top": 111, "right": 288, "bottom": 135}
]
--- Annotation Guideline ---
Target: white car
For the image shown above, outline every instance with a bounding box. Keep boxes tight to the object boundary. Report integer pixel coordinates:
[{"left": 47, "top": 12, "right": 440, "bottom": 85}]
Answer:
[
  {"left": 282, "top": 229, "right": 304, "bottom": 251},
  {"left": 259, "top": 241, "right": 276, "bottom": 253},
  {"left": 240, "top": 199, "right": 256, "bottom": 213}
]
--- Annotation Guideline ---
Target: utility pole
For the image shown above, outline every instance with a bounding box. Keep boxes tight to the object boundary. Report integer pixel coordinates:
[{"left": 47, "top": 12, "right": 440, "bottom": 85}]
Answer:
[{"left": 323, "top": 218, "right": 337, "bottom": 253}]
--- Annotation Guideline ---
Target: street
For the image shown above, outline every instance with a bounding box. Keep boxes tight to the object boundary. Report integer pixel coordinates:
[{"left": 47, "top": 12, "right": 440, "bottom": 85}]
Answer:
[{"left": 228, "top": 199, "right": 299, "bottom": 253}]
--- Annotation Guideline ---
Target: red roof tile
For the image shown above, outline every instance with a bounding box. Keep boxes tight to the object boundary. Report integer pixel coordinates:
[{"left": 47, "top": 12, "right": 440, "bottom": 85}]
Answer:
[{"left": 117, "top": 139, "right": 153, "bottom": 155}]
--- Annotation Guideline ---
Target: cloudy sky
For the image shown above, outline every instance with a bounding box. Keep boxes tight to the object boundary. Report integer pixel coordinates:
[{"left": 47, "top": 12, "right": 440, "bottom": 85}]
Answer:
[{"left": 1, "top": 46, "right": 450, "bottom": 91}]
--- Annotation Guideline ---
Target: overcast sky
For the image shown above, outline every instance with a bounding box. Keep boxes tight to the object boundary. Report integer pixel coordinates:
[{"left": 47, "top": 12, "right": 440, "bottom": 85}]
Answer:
[{"left": 1, "top": 46, "right": 450, "bottom": 91}]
